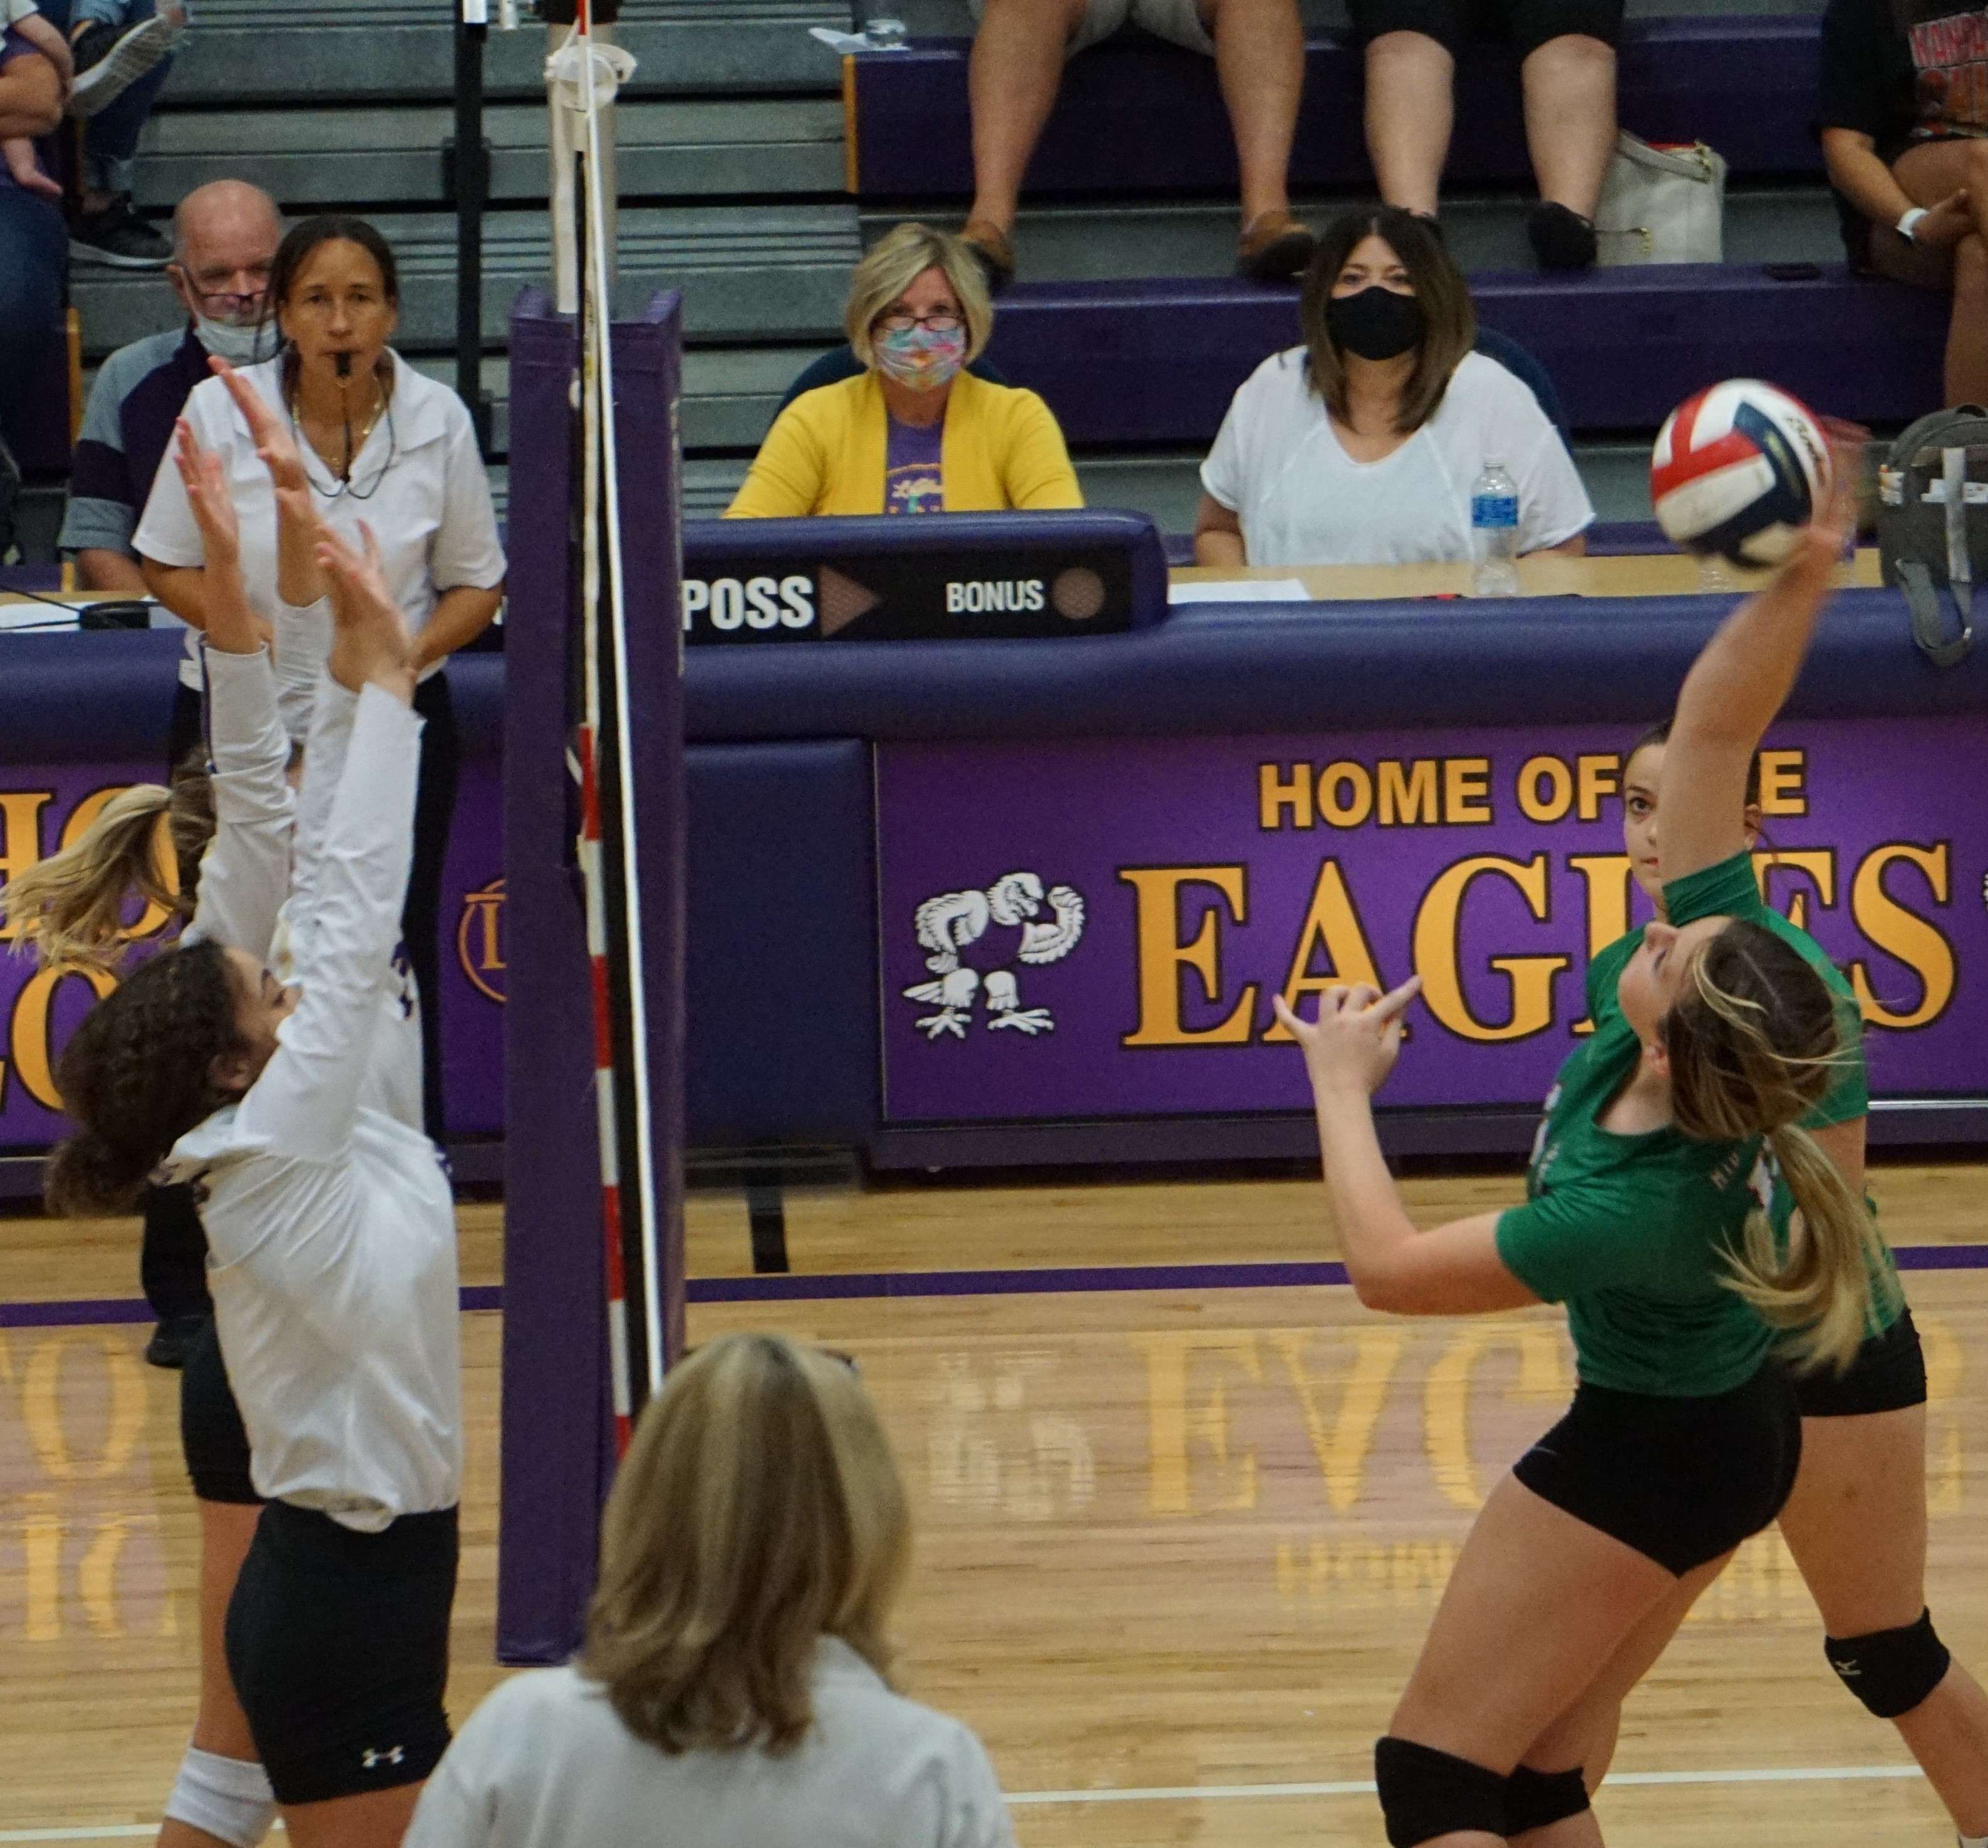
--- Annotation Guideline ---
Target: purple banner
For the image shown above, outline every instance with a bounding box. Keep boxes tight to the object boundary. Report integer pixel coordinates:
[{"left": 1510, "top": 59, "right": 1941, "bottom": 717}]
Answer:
[
  {"left": 1, "top": 761, "right": 504, "bottom": 1152},
  {"left": 876, "top": 719, "right": 1988, "bottom": 1123}
]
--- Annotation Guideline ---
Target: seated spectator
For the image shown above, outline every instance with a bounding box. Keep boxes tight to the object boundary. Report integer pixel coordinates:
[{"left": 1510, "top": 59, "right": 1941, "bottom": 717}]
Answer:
[
  {"left": 44, "top": 0, "right": 186, "bottom": 265},
  {"left": 1194, "top": 206, "right": 1592, "bottom": 567},
  {"left": 727, "top": 222, "right": 1081, "bottom": 519},
  {"left": 0, "top": 13, "right": 63, "bottom": 549},
  {"left": 1817, "top": 0, "right": 1988, "bottom": 406},
  {"left": 402, "top": 1334, "right": 1015, "bottom": 1848},
  {"left": 961, "top": 0, "right": 1314, "bottom": 286},
  {"left": 1356, "top": 0, "right": 1617, "bottom": 270}
]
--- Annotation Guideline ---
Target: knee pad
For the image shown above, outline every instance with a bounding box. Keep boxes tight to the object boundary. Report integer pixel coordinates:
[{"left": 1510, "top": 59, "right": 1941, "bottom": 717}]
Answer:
[
  {"left": 1374, "top": 1735, "right": 1509, "bottom": 1847},
  {"left": 1826, "top": 1608, "right": 1952, "bottom": 1719},
  {"left": 162, "top": 1745, "right": 276, "bottom": 1848},
  {"left": 1505, "top": 1765, "right": 1592, "bottom": 1834}
]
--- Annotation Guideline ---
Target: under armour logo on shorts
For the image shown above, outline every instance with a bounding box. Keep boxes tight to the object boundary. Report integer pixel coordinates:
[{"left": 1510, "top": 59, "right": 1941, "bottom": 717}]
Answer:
[{"left": 361, "top": 1745, "right": 406, "bottom": 1769}]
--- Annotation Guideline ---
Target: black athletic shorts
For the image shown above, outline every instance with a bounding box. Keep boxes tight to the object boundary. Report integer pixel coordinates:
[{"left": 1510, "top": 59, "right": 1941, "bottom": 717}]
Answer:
[
  {"left": 226, "top": 1501, "right": 458, "bottom": 1805},
  {"left": 1793, "top": 1307, "right": 1928, "bottom": 1419},
  {"left": 180, "top": 1318, "right": 261, "bottom": 1506},
  {"left": 1347, "top": 0, "right": 1624, "bottom": 58},
  {"left": 1513, "top": 1365, "right": 1801, "bottom": 1576}
]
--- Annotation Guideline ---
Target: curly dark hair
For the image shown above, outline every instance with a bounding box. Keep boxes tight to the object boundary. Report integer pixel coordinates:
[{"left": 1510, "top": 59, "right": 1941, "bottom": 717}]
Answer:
[{"left": 44, "top": 940, "right": 249, "bottom": 1216}]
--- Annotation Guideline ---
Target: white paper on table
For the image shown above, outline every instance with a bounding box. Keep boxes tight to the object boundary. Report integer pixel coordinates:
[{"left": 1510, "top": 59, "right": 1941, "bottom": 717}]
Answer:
[
  {"left": 1167, "top": 578, "right": 1312, "bottom": 605},
  {"left": 809, "top": 26, "right": 908, "bottom": 49}
]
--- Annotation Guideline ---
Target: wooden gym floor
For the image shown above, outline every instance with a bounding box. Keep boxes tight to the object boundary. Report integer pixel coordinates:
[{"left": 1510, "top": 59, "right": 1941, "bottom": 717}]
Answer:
[{"left": 4, "top": 1154, "right": 1987, "bottom": 1845}]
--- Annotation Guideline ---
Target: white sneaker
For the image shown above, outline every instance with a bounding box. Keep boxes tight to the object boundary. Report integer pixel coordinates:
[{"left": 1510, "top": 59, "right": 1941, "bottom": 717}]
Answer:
[{"left": 68, "top": 3, "right": 189, "bottom": 120}]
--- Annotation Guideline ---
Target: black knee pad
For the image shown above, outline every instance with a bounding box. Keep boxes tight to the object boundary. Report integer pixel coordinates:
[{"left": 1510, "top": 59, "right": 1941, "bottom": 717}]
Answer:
[
  {"left": 1505, "top": 1764, "right": 1592, "bottom": 1833},
  {"left": 1374, "top": 1736, "right": 1509, "bottom": 1847},
  {"left": 1826, "top": 1608, "right": 1952, "bottom": 1719}
]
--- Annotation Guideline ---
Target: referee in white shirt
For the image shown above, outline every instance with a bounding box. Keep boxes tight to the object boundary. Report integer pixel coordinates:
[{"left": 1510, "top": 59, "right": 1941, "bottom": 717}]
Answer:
[
  {"left": 48, "top": 510, "right": 462, "bottom": 1845},
  {"left": 134, "top": 212, "right": 507, "bottom": 1153}
]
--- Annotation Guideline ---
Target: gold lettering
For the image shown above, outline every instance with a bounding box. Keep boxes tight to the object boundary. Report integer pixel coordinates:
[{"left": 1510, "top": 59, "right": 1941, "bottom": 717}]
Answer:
[
  {"left": 23, "top": 1331, "right": 146, "bottom": 1482},
  {"left": 1444, "top": 758, "right": 1493, "bottom": 824},
  {"left": 1258, "top": 762, "right": 1312, "bottom": 832},
  {"left": 1516, "top": 755, "right": 1573, "bottom": 823},
  {"left": 1377, "top": 760, "right": 1439, "bottom": 827},
  {"left": 0, "top": 790, "right": 53, "bottom": 942},
  {"left": 1757, "top": 749, "right": 1807, "bottom": 817},
  {"left": 1119, "top": 867, "right": 1256, "bottom": 1046},
  {"left": 1756, "top": 849, "right": 1835, "bottom": 931},
  {"left": 80, "top": 1514, "right": 153, "bottom": 1639},
  {"left": 1317, "top": 763, "right": 1373, "bottom": 829},
  {"left": 1424, "top": 1326, "right": 1569, "bottom": 1509},
  {"left": 1575, "top": 754, "right": 1620, "bottom": 821},
  {"left": 1848, "top": 844, "right": 1954, "bottom": 1030},
  {"left": 1412, "top": 855, "right": 1570, "bottom": 1042},
  {"left": 1129, "top": 1331, "right": 1260, "bottom": 1515},
  {"left": 1262, "top": 862, "right": 1384, "bottom": 1043},
  {"left": 1268, "top": 1328, "right": 1404, "bottom": 1510},
  {"left": 21, "top": 1491, "right": 60, "bottom": 1642},
  {"left": 61, "top": 787, "right": 175, "bottom": 941},
  {"left": 1568, "top": 854, "right": 1636, "bottom": 1038},
  {"left": 9, "top": 964, "right": 118, "bottom": 1113}
]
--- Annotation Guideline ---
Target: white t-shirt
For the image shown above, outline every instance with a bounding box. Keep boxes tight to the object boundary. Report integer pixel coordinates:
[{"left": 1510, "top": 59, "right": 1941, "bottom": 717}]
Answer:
[
  {"left": 133, "top": 353, "right": 505, "bottom": 696},
  {"left": 1200, "top": 348, "right": 1594, "bottom": 568},
  {"left": 405, "top": 1644, "right": 1017, "bottom": 1848}
]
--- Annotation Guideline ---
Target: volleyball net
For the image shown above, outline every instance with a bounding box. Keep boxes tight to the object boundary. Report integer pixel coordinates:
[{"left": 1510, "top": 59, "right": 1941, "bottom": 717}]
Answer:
[{"left": 494, "top": 0, "right": 688, "bottom": 1663}]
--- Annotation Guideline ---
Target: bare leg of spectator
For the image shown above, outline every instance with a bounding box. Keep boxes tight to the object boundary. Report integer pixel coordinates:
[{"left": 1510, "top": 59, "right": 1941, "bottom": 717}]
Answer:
[
  {"left": 1363, "top": 31, "right": 1451, "bottom": 217},
  {"left": 1889, "top": 143, "right": 1988, "bottom": 404},
  {"left": 963, "top": 0, "right": 1089, "bottom": 285},
  {"left": 1944, "top": 235, "right": 1988, "bottom": 406},
  {"left": 1207, "top": 0, "right": 1312, "bottom": 277},
  {"left": 1521, "top": 34, "right": 1615, "bottom": 217}
]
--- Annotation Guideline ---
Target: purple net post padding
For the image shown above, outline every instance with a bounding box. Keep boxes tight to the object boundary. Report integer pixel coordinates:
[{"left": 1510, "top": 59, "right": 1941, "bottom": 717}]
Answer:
[{"left": 497, "top": 289, "right": 687, "bottom": 1666}]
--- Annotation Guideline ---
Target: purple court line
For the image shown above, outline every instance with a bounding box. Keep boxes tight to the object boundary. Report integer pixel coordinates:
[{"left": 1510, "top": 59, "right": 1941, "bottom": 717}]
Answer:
[{"left": 6, "top": 1246, "right": 1988, "bottom": 1326}]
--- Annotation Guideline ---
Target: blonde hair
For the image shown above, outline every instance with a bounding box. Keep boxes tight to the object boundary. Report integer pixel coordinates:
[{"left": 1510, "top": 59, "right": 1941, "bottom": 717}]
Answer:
[
  {"left": 579, "top": 1333, "right": 911, "bottom": 1755},
  {"left": 1665, "top": 922, "right": 1897, "bottom": 1371},
  {"left": 3, "top": 772, "right": 213, "bottom": 973},
  {"left": 845, "top": 222, "right": 993, "bottom": 371}
]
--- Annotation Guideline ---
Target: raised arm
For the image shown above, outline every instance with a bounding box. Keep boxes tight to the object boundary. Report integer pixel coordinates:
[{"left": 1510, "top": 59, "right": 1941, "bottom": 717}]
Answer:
[
  {"left": 175, "top": 423, "right": 294, "bottom": 964},
  {"left": 1659, "top": 472, "right": 1851, "bottom": 884},
  {"left": 235, "top": 524, "right": 420, "bottom": 1162},
  {"left": 1275, "top": 984, "right": 1543, "bottom": 1315}
]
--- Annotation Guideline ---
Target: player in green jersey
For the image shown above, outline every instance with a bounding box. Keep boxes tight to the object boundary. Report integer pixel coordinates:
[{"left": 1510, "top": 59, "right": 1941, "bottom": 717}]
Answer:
[
  {"left": 1569, "top": 725, "right": 1988, "bottom": 1848},
  {"left": 1276, "top": 476, "right": 1892, "bottom": 1848}
]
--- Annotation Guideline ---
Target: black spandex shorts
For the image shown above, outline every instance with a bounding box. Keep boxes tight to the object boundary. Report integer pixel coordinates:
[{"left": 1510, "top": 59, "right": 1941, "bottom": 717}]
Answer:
[
  {"left": 1513, "top": 1365, "right": 1801, "bottom": 1576},
  {"left": 1793, "top": 1307, "right": 1928, "bottom": 1419},
  {"left": 226, "top": 1501, "right": 459, "bottom": 1805},
  {"left": 180, "top": 1318, "right": 262, "bottom": 1506},
  {"left": 1347, "top": 0, "right": 1623, "bottom": 58}
]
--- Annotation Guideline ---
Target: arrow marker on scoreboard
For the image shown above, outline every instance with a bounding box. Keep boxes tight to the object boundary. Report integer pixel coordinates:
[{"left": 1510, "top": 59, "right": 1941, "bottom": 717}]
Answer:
[{"left": 818, "top": 564, "right": 881, "bottom": 638}]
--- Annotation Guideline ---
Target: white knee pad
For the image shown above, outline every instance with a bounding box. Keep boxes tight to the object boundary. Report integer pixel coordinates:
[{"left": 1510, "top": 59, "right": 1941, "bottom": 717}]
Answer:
[{"left": 162, "top": 1745, "right": 276, "bottom": 1848}]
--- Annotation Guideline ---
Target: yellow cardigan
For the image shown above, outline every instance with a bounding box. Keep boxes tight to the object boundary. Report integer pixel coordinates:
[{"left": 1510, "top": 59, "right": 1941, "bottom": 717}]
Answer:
[{"left": 724, "top": 369, "right": 1084, "bottom": 518}]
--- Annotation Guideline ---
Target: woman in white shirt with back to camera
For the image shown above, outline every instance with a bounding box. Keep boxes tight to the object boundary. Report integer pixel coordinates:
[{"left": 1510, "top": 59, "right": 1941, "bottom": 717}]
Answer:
[
  {"left": 135, "top": 212, "right": 505, "bottom": 1150},
  {"left": 406, "top": 1333, "right": 1015, "bottom": 1848},
  {"left": 46, "top": 492, "right": 461, "bottom": 1848},
  {"left": 1195, "top": 205, "right": 1594, "bottom": 569}
]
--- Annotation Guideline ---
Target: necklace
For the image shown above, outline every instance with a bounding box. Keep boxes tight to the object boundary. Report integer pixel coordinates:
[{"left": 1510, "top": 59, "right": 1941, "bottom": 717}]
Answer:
[{"left": 291, "top": 378, "right": 386, "bottom": 475}]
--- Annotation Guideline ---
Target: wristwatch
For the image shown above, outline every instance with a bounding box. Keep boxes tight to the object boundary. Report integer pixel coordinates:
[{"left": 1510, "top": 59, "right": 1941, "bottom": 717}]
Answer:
[{"left": 1898, "top": 207, "right": 1930, "bottom": 244}]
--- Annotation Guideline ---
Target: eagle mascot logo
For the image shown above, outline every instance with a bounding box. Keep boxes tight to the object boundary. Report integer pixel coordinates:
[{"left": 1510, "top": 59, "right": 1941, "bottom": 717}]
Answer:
[{"left": 902, "top": 872, "right": 1087, "bottom": 1040}]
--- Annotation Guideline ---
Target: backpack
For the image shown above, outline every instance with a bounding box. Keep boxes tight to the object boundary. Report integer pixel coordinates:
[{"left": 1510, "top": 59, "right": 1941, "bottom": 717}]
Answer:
[{"left": 1877, "top": 407, "right": 1988, "bottom": 668}]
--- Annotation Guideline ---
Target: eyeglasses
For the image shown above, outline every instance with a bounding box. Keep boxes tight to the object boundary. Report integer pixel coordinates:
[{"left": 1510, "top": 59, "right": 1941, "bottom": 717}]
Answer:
[
  {"left": 192, "top": 288, "right": 269, "bottom": 317},
  {"left": 874, "top": 311, "right": 963, "bottom": 335}
]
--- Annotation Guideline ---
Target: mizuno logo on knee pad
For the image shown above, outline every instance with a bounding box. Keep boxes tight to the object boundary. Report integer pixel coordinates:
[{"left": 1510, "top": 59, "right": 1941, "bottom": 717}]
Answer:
[{"left": 1825, "top": 1609, "right": 1951, "bottom": 1719}]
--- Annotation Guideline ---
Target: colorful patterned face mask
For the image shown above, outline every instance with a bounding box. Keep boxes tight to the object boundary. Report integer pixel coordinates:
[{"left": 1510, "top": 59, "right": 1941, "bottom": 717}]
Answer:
[{"left": 874, "top": 322, "right": 968, "bottom": 391}]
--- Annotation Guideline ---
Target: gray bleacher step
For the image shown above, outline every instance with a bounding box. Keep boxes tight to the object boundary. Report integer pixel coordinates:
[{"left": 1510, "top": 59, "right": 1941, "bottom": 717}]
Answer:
[
  {"left": 133, "top": 98, "right": 846, "bottom": 212},
  {"left": 152, "top": 1, "right": 847, "bottom": 105},
  {"left": 71, "top": 205, "right": 862, "bottom": 360},
  {"left": 887, "top": 0, "right": 1820, "bottom": 31},
  {"left": 861, "top": 189, "right": 1841, "bottom": 280}
]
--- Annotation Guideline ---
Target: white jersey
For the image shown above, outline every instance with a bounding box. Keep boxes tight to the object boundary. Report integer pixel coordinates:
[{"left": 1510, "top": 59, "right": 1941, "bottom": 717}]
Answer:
[
  {"left": 165, "top": 648, "right": 459, "bottom": 1531},
  {"left": 405, "top": 1643, "right": 1016, "bottom": 1848}
]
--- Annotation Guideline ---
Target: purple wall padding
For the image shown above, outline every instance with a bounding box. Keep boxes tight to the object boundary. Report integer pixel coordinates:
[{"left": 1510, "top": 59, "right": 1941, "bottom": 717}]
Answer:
[
  {"left": 497, "top": 291, "right": 686, "bottom": 1667},
  {"left": 849, "top": 19, "right": 1823, "bottom": 200}
]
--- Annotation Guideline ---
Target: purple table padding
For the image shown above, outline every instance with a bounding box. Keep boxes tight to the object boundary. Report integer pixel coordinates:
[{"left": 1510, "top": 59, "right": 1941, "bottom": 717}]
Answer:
[
  {"left": 498, "top": 291, "right": 688, "bottom": 1667},
  {"left": 982, "top": 267, "right": 1948, "bottom": 445},
  {"left": 847, "top": 19, "right": 1823, "bottom": 199}
]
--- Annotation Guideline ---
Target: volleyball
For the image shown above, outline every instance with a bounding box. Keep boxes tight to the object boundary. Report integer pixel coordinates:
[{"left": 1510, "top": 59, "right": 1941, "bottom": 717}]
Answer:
[{"left": 1650, "top": 380, "right": 1832, "bottom": 566}]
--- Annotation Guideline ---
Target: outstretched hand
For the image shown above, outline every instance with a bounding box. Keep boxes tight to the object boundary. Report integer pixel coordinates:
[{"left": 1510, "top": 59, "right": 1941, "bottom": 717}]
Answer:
[
  {"left": 317, "top": 522, "right": 415, "bottom": 700},
  {"left": 1272, "top": 977, "right": 1422, "bottom": 1100},
  {"left": 173, "top": 418, "right": 239, "bottom": 566},
  {"left": 212, "top": 356, "right": 309, "bottom": 497}
]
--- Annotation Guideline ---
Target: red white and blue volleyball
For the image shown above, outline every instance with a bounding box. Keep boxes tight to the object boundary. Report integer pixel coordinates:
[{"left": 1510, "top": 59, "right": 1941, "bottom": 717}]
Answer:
[{"left": 1650, "top": 380, "right": 1832, "bottom": 566}]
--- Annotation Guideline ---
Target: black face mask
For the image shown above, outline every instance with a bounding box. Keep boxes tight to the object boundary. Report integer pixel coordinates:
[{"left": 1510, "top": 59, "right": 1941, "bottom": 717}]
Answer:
[{"left": 1326, "top": 285, "right": 1425, "bottom": 361}]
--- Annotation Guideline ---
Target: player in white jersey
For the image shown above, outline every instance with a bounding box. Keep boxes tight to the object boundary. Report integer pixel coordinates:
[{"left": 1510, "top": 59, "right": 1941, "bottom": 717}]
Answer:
[{"left": 44, "top": 447, "right": 460, "bottom": 1848}]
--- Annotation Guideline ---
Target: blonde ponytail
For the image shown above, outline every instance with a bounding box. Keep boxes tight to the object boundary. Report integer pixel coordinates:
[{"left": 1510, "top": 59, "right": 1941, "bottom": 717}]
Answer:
[
  {"left": 3, "top": 777, "right": 212, "bottom": 973},
  {"left": 1665, "top": 917, "right": 1891, "bottom": 1373},
  {"left": 1725, "top": 1123, "right": 1895, "bottom": 1372}
]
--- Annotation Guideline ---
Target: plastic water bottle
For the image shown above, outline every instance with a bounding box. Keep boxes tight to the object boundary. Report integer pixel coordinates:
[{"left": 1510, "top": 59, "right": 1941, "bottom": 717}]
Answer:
[
  {"left": 862, "top": 14, "right": 908, "bottom": 47},
  {"left": 1470, "top": 462, "right": 1521, "bottom": 597}
]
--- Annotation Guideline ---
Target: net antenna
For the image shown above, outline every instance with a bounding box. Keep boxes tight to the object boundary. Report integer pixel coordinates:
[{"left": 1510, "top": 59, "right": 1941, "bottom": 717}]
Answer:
[{"left": 545, "top": 5, "right": 660, "bottom": 1450}]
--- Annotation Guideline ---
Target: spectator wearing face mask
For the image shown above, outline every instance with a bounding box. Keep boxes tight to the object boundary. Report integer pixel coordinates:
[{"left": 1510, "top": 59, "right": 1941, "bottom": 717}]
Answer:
[
  {"left": 725, "top": 222, "right": 1082, "bottom": 518},
  {"left": 1194, "top": 205, "right": 1592, "bottom": 567}
]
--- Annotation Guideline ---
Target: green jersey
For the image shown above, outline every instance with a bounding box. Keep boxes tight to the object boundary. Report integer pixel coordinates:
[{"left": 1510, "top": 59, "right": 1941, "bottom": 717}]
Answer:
[
  {"left": 1662, "top": 851, "right": 1902, "bottom": 1336},
  {"left": 1497, "top": 946, "right": 1778, "bottom": 1396}
]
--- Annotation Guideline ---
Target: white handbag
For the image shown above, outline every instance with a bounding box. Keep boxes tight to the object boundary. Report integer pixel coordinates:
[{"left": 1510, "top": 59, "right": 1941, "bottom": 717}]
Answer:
[{"left": 1593, "top": 130, "right": 1727, "bottom": 264}]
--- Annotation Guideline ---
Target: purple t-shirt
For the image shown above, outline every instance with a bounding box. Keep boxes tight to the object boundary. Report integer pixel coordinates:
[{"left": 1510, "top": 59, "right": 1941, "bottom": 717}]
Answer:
[
  {"left": 0, "top": 28, "right": 57, "bottom": 195},
  {"left": 884, "top": 415, "right": 945, "bottom": 514}
]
